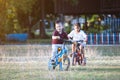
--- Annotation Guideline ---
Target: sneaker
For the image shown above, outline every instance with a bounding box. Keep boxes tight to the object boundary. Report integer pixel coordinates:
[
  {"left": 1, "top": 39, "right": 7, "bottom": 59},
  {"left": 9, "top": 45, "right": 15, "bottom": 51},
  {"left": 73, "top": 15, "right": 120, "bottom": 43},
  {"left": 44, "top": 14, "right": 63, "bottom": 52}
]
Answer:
[
  {"left": 70, "top": 53, "right": 72, "bottom": 57},
  {"left": 51, "top": 59, "right": 55, "bottom": 65},
  {"left": 82, "top": 58, "right": 86, "bottom": 66}
]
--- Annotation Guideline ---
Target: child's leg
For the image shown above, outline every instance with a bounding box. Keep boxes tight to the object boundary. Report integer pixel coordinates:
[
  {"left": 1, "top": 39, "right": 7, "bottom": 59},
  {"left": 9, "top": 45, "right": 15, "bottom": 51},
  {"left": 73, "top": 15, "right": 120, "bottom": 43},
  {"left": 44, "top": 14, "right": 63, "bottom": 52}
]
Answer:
[
  {"left": 79, "top": 45, "right": 84, "bottom": 63},
  {"left": 59, "top": 62, "right": 63, "bottom": 71},
  {"left": 72, "top": 44, "right": 75, "bottom": 54},
  {"left": 80, "top": 45, "right": 86, "bottom": 65},
  {"left": 82, "top": 48, "right": 86, "bottom": 65},
  {"left": 71, "top": 44, "right": 75, "bottom": 65},
  {"left": 51, "top": 45, "right": 57, "bottom": 60},
  {"left": 74, "top": 56, "right": 76, "bottom": 65},
  {"left": 72, "top": 52, "right": 77, "bottom": 66}
]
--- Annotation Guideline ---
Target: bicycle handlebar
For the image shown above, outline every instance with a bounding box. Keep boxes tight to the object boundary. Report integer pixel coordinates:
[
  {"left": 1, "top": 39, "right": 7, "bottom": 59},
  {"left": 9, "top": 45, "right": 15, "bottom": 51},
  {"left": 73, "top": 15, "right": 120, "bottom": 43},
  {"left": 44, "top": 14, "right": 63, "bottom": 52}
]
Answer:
[{"left": 62, "top": 39, "right": 84, "bottom": 44}]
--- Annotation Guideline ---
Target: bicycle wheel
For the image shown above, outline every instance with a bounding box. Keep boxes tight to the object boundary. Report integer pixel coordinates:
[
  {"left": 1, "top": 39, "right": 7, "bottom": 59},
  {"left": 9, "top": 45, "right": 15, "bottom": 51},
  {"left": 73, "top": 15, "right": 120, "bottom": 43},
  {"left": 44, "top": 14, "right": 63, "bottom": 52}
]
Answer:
[
  {"left": 83, "top": 57, "right": 86, "bottom": 65},
  {"left": 48, "top": 59, "right": 56, "bottom": 71},
  {"left": 62, "top": 56, "right": 70, "bottom": 71}
]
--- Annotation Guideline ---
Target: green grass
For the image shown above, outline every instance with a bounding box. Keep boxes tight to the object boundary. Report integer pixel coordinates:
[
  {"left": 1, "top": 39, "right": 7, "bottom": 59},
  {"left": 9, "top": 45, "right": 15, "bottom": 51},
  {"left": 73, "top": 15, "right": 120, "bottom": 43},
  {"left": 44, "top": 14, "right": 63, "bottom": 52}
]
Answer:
[
  {"left": 0, "top": 45, "right": 120, "bottom": 80},
  {"left": 27, "top": 39, "right": 52, "bottom": 44},
  {"left": 0, "top": 62, "right": 120, "bottom": 80}
]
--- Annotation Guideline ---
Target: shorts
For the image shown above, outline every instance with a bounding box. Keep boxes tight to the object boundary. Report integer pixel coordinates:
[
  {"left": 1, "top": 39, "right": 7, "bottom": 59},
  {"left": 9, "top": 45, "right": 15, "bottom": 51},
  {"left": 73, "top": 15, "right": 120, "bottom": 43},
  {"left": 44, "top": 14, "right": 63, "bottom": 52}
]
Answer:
[{"left": 51, "top": 44, "right": 68, "bottom": 59}]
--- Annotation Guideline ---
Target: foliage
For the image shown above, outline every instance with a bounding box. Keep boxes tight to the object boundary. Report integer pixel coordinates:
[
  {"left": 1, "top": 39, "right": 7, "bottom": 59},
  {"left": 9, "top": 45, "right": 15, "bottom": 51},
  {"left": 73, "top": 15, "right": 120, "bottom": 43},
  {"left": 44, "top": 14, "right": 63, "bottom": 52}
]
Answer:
[
  {"left": 86, "top": 23, "right": 109, "bottom": 33},
  {"left": 64, "top": 22, "right": 72, "bottom": 34},
  {"left": 0, "top": 0, "right": 7, "bottom": 40},
  {"left": 83, "top": 15, "right": 110, "bottom": 33},
  {"left": 0, "top": 0, "right": 36, "bottom": 40}
]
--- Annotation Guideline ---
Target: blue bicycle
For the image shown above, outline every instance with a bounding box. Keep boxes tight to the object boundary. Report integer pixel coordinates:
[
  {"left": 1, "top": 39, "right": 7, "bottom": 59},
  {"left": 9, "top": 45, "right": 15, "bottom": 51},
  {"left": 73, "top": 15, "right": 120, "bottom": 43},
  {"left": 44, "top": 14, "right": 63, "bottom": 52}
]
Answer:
[{"left": 48, "top": 40, "right": 70, "bottom": 71}]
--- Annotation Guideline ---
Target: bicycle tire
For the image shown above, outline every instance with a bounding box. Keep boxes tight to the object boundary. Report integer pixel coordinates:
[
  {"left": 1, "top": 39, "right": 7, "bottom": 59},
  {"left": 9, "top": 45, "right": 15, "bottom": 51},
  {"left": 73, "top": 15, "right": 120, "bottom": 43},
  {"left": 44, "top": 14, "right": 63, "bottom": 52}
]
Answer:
[{"left": 62, "top": 57, "right": 70, "bottom": 71}]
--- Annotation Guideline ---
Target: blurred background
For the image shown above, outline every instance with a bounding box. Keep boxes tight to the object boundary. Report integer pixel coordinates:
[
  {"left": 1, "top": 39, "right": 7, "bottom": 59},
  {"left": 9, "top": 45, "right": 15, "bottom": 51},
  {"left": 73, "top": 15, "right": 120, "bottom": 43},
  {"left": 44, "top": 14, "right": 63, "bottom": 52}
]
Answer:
[
  {"left": 0, "top": 0, "right": 120, "bottom": 45},
  {"left": 0, "top": 1, "right": 120, "bottom": 80}
]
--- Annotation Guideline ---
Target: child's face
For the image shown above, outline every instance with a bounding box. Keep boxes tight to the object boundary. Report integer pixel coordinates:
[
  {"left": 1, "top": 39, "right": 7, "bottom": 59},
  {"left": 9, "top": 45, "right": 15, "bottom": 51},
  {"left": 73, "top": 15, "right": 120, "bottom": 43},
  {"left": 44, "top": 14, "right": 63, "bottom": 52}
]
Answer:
[
  {"left": 74, "top": 25, "right": 80, "bottom": 32},
  {"left": 55, "top": 23, "right": 63, "bottom": 33}
]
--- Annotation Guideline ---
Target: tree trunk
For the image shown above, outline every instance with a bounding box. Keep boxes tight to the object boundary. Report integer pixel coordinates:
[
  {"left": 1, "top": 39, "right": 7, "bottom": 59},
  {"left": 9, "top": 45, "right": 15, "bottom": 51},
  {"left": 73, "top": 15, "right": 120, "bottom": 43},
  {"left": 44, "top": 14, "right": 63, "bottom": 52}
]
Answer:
[
  {"left": 28, "top": 15, "right": 32, "bottom": 38},
  {"left": 84, "top": 15, "right": 88, "bottom": 31},
  {"left": 39, "top": 0, "right": 48, "bottom": 38}
]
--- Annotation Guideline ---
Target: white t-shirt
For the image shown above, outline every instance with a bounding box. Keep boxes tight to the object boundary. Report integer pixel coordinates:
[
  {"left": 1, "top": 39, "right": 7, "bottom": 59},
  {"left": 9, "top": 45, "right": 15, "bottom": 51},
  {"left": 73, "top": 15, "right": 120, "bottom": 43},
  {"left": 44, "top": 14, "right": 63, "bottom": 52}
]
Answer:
[{"left": 68, "top": 30, "right": 87, "bottom": 41}]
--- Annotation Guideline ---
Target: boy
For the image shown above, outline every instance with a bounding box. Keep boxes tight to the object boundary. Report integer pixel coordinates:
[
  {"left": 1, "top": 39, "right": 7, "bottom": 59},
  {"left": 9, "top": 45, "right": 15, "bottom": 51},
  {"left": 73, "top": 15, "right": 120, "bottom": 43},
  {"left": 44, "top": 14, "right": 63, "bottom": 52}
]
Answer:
[
  {"left": 68, "top": 23, "right": 87, "bottom": 65},
  {"left": 51, "top": 20, "right": 68, "bottom": 70}
]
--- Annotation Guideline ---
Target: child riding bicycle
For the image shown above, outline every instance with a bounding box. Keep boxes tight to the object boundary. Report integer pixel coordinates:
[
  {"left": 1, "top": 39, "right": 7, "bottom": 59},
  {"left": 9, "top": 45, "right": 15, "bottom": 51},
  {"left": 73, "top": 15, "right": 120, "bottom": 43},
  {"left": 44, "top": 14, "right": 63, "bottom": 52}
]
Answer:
[
  {"left": 51, "top": 20, "right": 68, "bottom": 70},
  {"left": 68, "top": 23, "right": 87, "bottom": 66}
]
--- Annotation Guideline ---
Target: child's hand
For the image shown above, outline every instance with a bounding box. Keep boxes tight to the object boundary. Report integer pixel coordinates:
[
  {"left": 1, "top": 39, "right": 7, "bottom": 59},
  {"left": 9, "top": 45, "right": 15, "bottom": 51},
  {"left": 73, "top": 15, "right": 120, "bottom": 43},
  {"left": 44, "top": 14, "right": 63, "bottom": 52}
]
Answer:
[
  {"left": 52, "top": 36, "right": 60, "bottom": 39},
  {"left": 56, "top": 36, "right": 60, "bottom": 39},
  {"left": 69, "top": 37, "right": 73, "bottom": 40},
  {"left": 84, "top": 38, "right": 87, "bottom": 42}
]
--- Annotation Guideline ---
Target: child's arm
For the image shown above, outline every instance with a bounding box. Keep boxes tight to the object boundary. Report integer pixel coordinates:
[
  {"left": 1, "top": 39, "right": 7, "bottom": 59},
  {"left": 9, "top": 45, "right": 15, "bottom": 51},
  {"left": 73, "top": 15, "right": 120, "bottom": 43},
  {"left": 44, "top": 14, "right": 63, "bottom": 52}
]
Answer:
[
  {"left": 82, "top": 31, "right": 87, "bottom": 42},
  {"left": 84, "top": 36, "right": 87, "bottom": 42},
  {"left": 52, "top": 36, "right": 60, "bottom": 39},
  {"left": 68, "top": 30, "right": 74, "bottom": 39},
  {"left": 52, "top": 31, "right": 60, "bottom": 39}
]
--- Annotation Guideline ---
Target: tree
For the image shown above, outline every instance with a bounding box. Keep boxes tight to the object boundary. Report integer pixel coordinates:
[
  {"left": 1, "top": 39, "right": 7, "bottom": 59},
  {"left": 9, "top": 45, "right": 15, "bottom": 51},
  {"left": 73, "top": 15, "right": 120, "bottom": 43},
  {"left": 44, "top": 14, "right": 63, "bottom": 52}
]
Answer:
[
  {"left": 13, "top": 0, "right": 37, "bottom": 38},
  {"left": 0, "top": 0, "right": 37, "bottom": 38},
  {"left": 0, "top": 0, "right": 8, "bottom": 40},
  {"left": 15, "top": 0, "right": 53, "bottom": 38},
  {"left": 31, "top": 0, "right": 55, "bottom": 38}
]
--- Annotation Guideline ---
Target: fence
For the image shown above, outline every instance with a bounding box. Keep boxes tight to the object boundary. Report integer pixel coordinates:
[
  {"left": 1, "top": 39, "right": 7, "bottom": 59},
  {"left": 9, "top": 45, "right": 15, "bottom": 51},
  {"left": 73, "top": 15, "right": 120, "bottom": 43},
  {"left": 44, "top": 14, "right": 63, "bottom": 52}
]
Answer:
[
  {"left": 104, "top": 17, "right": 120, "bottom": 33},
  {"left": 87, "top": 33, "right": 120, "bottom": 45}
]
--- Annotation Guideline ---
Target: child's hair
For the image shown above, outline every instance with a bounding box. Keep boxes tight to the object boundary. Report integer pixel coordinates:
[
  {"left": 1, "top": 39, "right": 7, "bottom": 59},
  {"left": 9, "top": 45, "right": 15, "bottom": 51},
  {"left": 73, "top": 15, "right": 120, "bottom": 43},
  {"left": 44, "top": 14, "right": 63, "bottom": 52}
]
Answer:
[
  {"left": 55, "top": 20, "right": 62, "bottom": 24},
  {"left": 74, "top": 23, "right": 81, "bottom": 27}
]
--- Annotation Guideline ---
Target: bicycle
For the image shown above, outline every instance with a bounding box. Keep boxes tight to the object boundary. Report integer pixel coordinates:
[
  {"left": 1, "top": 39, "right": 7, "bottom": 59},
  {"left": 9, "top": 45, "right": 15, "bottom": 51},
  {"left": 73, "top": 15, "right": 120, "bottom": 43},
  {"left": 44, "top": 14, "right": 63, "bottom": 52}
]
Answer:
[
  {"left": 70, "top": 40, "right": 86, "bottom": 66},
  {"left": 48, "top": 40, "right": 70, "bottom": 71}
]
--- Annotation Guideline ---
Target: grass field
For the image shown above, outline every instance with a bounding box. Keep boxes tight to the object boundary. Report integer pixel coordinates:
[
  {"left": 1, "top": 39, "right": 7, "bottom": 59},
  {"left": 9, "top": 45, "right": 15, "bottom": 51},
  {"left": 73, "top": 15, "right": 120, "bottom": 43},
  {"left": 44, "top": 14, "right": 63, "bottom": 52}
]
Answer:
[{"left": 0, "top": 45, "right": 120, "bottom": 80}]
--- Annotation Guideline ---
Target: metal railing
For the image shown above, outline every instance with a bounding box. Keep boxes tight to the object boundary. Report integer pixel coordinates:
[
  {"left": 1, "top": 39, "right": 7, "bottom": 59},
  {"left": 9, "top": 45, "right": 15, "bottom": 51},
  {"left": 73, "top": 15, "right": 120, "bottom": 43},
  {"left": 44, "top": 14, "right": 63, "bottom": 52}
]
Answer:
[
  {"left": 87, "top": 33, "right": 120, "bottom": 45},
  {"left": 104, "top": 17, "right": 120, "bottom": 33}
]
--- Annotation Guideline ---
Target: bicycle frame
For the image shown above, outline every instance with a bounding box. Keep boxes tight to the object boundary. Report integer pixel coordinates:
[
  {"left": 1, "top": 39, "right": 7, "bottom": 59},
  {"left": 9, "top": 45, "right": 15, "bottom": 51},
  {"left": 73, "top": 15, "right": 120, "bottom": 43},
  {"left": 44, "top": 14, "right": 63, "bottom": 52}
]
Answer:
[
  {"left": 70, "top": 40, "right": 86, "bottom": 65},
  {"left": 48, "top": 40, "right": 69, "bottom": 71}
]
